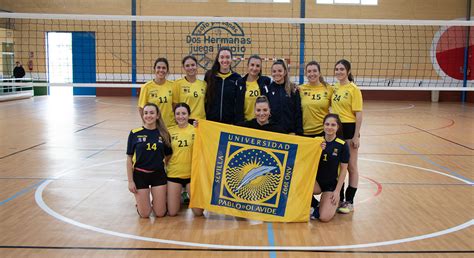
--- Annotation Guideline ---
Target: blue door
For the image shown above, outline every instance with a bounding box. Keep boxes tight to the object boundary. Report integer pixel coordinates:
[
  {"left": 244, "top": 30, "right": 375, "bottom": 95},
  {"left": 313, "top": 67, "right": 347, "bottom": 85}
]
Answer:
[{"left": 72, "top": 32, "right": 96, "bottom": 96}]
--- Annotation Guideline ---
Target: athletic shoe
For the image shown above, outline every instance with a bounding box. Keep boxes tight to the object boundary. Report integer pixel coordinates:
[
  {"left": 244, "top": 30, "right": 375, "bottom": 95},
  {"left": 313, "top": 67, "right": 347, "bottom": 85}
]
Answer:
[
  {"left": 182, "top": 191, "right": 190, "bottom": 205},
  {"left": 310, "top": 207, "right": 320, "bottom": 220},
  {"left": 337, "top": 201, "right": 354, "bottom": 214}
]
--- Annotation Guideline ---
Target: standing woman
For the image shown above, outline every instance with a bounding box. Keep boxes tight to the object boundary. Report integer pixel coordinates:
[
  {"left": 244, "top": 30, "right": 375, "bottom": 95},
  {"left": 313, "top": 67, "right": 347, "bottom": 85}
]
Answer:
[
  {"left": 173, "top": 56, "right": 207, "bottom": 120},
  {"left": 126, "top": 103, "right": 172, "bottom": 218},
  {"left": 266, "top": 59, "right": 302, "bottom": 135},
  {"left": 331, "top": 59, "right": 363, "bottom": 213},
  {"left": 204, "top": 47, "right": 241, "bottom": 124},
  {"left": 311, "top": 114, "right": 349, "bottom": 222},
  {"left": 235, "top": 55, "right": 271, "bottom": 123},
  {"left": 299, "top": 61, "right": 333, "bottom": 137},
  {"left": 166, "top": 103, "right": 203, "bottom": 216},
  {"left": 138, "top": 57, "right": 175, "bottom": 128}
]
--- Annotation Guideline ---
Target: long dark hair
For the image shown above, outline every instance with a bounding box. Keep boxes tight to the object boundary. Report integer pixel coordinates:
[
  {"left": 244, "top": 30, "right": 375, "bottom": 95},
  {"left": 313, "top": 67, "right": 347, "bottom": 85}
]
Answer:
[
  {"left": 323, "top": 113, "right": 344, "bottom": 138},
  {"left": 305, "top": 61, "right": 328, "bottom": 86},
  {"left": 143, "top": 103, "right": 171, "bottom": 146},
  {"left": 335, "top": 59, "right": 354, "bottom": 82},
  {"left": 247, "top": 54, "right": 263, "bottom": 77},
  {"left": 205, "top": 47, "right": 233, "bottom": 109}
]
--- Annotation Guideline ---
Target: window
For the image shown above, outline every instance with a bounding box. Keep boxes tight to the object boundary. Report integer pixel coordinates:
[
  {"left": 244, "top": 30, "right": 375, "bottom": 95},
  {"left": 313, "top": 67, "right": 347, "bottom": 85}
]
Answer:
[{"left": 316, "top": 0, "right": 377, "bottom": 5}]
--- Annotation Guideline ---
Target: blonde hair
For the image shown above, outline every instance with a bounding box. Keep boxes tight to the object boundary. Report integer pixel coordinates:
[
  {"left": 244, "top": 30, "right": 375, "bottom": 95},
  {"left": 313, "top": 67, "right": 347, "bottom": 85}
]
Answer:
[{"left": 272, "top": 59, "right": 295, "bottom": 96}]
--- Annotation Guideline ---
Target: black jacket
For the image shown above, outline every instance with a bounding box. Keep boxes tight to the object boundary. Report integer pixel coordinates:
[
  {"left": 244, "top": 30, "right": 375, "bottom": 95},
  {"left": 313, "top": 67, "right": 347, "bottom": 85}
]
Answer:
[
  {"left": 265, "top": 81, "right": 303, "bottom": 135},
  {"left": 238, "top": 118, "right": 285, "bottom": 134},
  {"left": 204, "top": 71, "right": 241, "bottom": 124},
  {"left": 235, "top": 74, "right": 271, "bottom": 123}
]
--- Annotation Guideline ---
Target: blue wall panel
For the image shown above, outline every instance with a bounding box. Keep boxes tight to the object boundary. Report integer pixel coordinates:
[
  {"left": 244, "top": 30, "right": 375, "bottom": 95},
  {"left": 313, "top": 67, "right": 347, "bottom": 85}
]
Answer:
[{"left": 72, "top": 32, "right": 96, "bottom": 96}]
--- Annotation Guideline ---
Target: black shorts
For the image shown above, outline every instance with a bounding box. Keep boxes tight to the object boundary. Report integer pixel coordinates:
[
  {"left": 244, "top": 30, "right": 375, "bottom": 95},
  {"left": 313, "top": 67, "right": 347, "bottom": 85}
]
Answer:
[
  {"left": 302, "top": 132, "right": 324, "bottom": 138},
  {"left": 342, "top": 123, "right": 358, "bottom": 140},
  {"left": 168, "top": 177, "right": 191, "bottom": 188},
  {"left": 316, "top": 179, "right": 337, "bottom": 192},
  {"left": 133, "top": 170, "right": 167, "bottom": 189}
]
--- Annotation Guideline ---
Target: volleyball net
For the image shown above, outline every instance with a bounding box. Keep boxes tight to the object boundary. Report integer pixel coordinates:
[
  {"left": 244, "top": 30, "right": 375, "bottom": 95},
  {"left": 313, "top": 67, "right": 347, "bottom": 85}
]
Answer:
[{"left": 0, "top": 12, "right": 473, "bottom": 92}]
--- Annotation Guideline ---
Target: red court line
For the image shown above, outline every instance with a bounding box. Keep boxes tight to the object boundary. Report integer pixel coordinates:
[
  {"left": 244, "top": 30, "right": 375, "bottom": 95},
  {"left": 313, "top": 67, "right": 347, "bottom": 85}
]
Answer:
[
  {"left": 356, "top": 175, "right": 383, "bottom": 204},
  {"left": 365, "top": 118, "right": 455, "bottom": 137}
]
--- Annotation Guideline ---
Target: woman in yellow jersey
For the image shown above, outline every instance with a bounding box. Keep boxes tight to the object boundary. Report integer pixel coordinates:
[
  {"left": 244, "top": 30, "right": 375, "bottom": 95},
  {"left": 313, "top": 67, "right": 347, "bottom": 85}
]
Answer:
[
  {"left": 173, "top": 56, "right": 207, "bottom": 120},
  {"left": 138, "top": 57, "right": 175, "bottom": 128},
  {"left": 166, "top": 103, "right": 203, "bottom": 216},
  {"left": 126, "top": 103, "right": 172, "bottom": 218},
  {"left": 235, "top": 55, "right": 271, "bottom": 123},
  {"left": 331, "top": 59, "right": 363, "bottom": 214},
  {"left": 299, "top": 61, "right": 333, "bottom": 137}
]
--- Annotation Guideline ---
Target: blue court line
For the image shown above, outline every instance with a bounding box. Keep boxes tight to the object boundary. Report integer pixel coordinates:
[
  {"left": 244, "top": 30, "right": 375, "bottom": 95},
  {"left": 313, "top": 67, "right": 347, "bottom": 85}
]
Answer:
[
  {"left": 85, "top": 140, "right": 120, "bottom": 159},
  {"left": 1, "top": 140, "right": 120, "bottom": 206},
  {"left": 399, "top": 145, "right": 473, "bottom": 184},
  {"left": 267, "top": 222, "right": 277, "bottom": 258},
  {"left": 0, "top": 179, "right": 46, "bottom": 206}
]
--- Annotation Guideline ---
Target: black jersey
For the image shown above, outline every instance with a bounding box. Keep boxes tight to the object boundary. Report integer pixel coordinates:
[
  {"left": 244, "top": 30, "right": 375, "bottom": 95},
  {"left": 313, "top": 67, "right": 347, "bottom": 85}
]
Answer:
[
  {"left": 316, "top": 137, "right": 350, "bottom": 184},
  {"left": 126, "top": 127, "right": 172, "bottom": 172}
]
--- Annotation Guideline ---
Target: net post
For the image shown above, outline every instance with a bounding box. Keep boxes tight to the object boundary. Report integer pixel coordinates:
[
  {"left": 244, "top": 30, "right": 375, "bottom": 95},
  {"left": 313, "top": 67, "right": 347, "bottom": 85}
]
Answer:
[
  {"left": 131, "top": 0, "right": 137, "bottom": 97},
  {"left": 298, "top": 0, "right": 306, "bottom": 85},
  {"left": 461, "top": 0, "right": 471, "bottom": 103},
  {"left": 431, "top": 90, "right": 440, "bottom": 102}
]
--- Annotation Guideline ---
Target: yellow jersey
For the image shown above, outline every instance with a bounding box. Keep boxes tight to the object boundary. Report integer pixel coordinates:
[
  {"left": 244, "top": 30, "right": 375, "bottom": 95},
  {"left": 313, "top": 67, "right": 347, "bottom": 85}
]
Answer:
[
  {"left": 331, "top": 82, "right": 363, "bottom": 123},
  {"left": 299, "top": 83, "right": 333, "bottom": 135},
  {"left": 244, "top": 80, "right": 261, "bottom": 120},
  {"left": 173, "top": 77, "right": 207, "bottom": 120},
  {"left": 138, "top": 80, "right": 175, "bottom": 128},
  {"left": 167, "top": 124, "right": 195, "bottom": 179}
]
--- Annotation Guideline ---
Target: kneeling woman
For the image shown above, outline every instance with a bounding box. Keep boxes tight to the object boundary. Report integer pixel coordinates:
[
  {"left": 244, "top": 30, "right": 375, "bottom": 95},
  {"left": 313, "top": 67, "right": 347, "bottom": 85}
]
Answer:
[
  {"left": 126, "top": 103, "right": 172, "bottom": 218},
  {"left": 238, "top": 95, "right": 284, "bottom": 133},
  {"left": 312, "top": 114, "right": 349, "bottom": 222},
  {"left": 166, "top": 103, "right": 203, "bottom": 216}
]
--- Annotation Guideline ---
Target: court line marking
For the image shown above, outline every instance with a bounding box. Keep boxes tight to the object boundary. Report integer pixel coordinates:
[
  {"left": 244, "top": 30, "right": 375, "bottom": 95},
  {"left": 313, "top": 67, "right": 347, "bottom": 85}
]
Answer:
[
  {"left": 399, "top": 145, "right": 473, "bottom": 183},
  {"left": 0, "top": 179, "right": 46, "bottom": 206},
  {"left": 364, "top": 103, "right": 415, "bottom": 112},
  {"left": 0, "top": 142, "right": 46, "bottom": 160},
  {"left": 35, "top": 158, "right": 473, "bottom": 250},
  {"left": 74, "top": 120, "right": 107, "bottom": 133},
  {"left": 357, "top": 175, "right": 382, "bottom": 204},
  {"left": 266, "top": 223, "right": 277, "bottom": 257},
  {"left": 95, "top": 99, "right": 135, "bottom": 107},
  {"left": 0, "top": 245, "right": 473, "bottom": 253},
  {"left": 365, "top": 117, "right": 455, "bottom": 137},
  {"left": 405, "top": 125, "right": 474, "bottom": 151}
]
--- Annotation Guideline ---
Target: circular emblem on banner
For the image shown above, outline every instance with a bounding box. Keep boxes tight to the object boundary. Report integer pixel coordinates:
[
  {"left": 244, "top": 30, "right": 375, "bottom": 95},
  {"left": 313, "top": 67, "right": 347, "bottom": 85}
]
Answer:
[
  {"left": 224, "top": 148, "right": 281, "bottom": 202},
  {"left": 186, "top": 22, "right": 252, "bottom": 70}
]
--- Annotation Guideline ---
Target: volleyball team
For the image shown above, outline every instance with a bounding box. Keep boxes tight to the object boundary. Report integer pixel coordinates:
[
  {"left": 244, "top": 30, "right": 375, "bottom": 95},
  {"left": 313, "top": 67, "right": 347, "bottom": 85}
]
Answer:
[{"left": 126, "top": 47, "right": 363, "bottom": 222}]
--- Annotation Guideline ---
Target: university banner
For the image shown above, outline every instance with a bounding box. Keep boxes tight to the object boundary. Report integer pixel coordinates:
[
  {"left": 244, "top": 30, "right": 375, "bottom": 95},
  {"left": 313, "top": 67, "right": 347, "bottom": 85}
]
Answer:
[{"left": 190, "top": 120, "right": 323, "bottom": 222}]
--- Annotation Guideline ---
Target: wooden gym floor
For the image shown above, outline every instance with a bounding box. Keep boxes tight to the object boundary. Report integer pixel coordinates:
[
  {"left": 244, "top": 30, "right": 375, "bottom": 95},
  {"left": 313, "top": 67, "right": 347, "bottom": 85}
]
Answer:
[{"left": 0, "top": 96, "right": 472, "bottom": 257}]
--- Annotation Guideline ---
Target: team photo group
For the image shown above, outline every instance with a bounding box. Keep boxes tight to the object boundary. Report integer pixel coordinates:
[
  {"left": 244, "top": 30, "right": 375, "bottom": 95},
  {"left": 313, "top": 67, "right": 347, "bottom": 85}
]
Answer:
[{"left": 127, "top": 47, "right": 363, "bottom": 223}]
